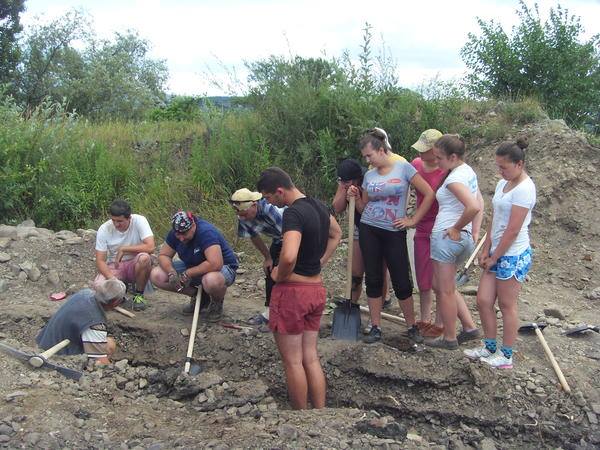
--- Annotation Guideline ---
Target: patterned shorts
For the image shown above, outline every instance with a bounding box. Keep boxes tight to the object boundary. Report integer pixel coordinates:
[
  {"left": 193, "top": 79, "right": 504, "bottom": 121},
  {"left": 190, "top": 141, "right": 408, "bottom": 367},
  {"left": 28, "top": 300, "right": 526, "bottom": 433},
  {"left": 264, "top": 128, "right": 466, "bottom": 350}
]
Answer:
[{"left": 489, "top": 247, "right": 533, "bottom": 282}]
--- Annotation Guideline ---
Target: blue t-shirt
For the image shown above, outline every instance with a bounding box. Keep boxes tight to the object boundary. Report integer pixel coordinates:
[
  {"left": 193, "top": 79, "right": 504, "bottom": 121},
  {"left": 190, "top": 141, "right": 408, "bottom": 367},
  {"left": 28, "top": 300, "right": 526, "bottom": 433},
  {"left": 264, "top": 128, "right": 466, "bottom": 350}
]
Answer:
[
  {"left": 361, "top": 161, "right": 417, "bottom": 231},
  {"left": 166, "top": 217, "right": 238, "bottom": 269}
]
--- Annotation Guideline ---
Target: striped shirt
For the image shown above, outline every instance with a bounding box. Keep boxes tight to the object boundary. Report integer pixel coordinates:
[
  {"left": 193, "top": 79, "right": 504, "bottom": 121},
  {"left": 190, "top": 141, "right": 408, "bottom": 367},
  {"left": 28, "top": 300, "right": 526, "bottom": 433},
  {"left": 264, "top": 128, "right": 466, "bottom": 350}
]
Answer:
[{"left": 237, "top": 198, "right": 284, "bottom": 244}]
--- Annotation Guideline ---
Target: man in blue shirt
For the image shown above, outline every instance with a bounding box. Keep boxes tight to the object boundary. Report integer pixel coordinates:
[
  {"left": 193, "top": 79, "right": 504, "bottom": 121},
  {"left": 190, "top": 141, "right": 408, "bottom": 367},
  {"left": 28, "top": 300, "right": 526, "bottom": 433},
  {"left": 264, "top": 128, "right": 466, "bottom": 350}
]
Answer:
[
  {"left": 230, "top": 188, "right": 284, "bottom": 327},
  {"left": 150, "top": 211, "right": 238, "bottom": 321}
]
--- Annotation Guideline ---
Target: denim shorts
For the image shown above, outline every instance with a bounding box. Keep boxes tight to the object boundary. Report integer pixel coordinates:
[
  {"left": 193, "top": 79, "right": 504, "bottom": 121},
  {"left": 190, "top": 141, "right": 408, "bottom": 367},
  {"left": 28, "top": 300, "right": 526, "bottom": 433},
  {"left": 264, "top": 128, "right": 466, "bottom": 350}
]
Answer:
[
  {"left": 489, "top": 247, "right": 533, "bottom": 282},
  {"left": 430, "top": 230, "right": 474, "bottom": 265},
  {"left": 172, "top": 259, "right": 237, "bottom": 287}
]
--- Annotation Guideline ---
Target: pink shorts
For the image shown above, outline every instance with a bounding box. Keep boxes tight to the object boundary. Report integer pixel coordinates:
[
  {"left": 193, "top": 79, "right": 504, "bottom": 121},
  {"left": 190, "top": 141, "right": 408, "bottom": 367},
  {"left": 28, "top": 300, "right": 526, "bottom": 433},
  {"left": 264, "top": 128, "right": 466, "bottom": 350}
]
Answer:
[
  {"left": 94, "top": 253, "right": 148, "bottom": 287},
  {"left": 414, "top": 235, "right": 433, "bottom": 291},
  {"left": 269, "top": 282, "right": 326, "bottom": 335}
]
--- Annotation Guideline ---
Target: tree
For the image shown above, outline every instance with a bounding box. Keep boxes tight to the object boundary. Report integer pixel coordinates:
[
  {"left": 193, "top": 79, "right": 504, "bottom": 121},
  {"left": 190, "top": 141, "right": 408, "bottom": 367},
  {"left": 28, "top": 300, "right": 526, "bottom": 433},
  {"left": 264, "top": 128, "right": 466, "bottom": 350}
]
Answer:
[
  {"left": 461, "top": 1, "right": 600, "bottom": 126},
  {"left": 0, "top": 0, "right": 25, "bottom": 87}
]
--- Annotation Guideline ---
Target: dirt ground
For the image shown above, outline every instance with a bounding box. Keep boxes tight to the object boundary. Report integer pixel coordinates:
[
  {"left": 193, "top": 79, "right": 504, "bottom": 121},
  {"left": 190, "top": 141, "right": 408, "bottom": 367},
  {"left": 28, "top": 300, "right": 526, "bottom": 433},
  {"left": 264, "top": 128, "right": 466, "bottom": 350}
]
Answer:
[{"left": 1, "top": 118, "right": 600, "bottom": 449}]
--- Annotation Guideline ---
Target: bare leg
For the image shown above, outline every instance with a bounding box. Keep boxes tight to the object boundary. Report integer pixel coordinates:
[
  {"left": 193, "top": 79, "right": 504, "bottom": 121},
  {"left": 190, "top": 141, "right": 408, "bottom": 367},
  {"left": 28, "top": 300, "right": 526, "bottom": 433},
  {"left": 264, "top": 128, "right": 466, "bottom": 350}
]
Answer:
[
  {"left": 477, "top": 271, "right": 498, "bottom": 339},
  {"left": 456, "top": 290, "right": 477, "bottom": 331},
  {"left": 134, "top": 253, "right": 152, "bottom": 292},
  {"left": 201, "top": 271, "right": 227, "bottom": 301},
  {"left": 433, "top": 261, "right": 459, "bottom": 341},
  {"left": 302, "top": 331, "right": 325, "bottom": 408},
  {"left": 497, "top": 278, "right": 521, "bottom": 347},
  {"left": 274, "top": 332, "right": 307, "bottom": 409},
  {"left": 419, "top": 289, "right": 433, "bottom": 323}
]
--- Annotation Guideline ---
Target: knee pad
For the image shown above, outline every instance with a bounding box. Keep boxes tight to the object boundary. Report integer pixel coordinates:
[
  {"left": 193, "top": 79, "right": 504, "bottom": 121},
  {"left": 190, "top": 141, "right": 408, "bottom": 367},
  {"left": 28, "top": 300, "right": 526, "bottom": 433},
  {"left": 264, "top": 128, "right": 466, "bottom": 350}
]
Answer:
[{"left": 351, "top": 275, "right": 363, "bottom": 290}]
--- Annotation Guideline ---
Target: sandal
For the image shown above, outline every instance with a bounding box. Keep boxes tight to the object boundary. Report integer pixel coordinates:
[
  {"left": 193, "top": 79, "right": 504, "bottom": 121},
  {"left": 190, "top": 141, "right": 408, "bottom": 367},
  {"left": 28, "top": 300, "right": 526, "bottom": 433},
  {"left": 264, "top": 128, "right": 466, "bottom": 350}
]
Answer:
[{"left": 246, "top": 313, "right": 268, "bottom": 326}]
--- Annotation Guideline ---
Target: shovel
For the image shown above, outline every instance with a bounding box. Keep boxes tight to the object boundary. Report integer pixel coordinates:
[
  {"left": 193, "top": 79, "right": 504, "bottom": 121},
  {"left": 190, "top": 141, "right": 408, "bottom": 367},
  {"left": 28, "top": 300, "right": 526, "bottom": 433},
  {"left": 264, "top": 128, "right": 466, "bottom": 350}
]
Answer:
[
  {"left": 183, "top": 287, "right": 203, "bottom": 375},
  {"left": 518, "top": 322, "right": 571, "bottom": 393},
  {"left": 331, "top": 196, "right": 361, "bottom": 341},
  {"left": 456, "top": 232, "right": 488, "bottom": 287},
  {"left": 562, "top": 324, "right": 600, "bottom": 336},
  {"left": 0, "top": 339, "right": 82, "bottom": 380}
]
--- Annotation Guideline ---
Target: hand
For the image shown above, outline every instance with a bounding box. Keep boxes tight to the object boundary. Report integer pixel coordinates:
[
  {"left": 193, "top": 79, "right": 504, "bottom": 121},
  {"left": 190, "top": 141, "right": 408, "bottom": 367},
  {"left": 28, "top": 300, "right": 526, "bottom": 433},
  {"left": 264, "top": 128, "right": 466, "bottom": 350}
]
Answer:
[
  {"left": 263, "top": 257, "right": 274, "bottom": 276},
  {"left": 393, "top": 216, "right": 416, "bottom": 230},
  {"left": 477, "top": 252, "right": 487, "bottom": 268},
  {"left": 481, "top": 255, "right": 498, "bottom": 271},
  {"left": 270, "top": 266, "right": 279, "bottom": 282},
  {"left": 114, "top": 248, "right": 125, "bottom": 268},
  {"left": 346, "top": 185, "right": 359, "bottom": 199},
  {"left": 444, "top": 227, "right": 461, "bottom": 241},
  {"left": 177, "top": 272, "right": 191, "bottom": 291},
  {"left": 168, "top": 271, "right": 179, "bottom": 289}
]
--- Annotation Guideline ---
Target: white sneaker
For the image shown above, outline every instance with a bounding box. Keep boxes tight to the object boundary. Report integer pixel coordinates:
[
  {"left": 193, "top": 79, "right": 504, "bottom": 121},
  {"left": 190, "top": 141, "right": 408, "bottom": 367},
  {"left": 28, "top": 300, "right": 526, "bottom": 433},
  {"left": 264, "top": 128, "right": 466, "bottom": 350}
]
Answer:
[
  {"left": 464, "top": 344, "right": 493, "bottom": 360},
  {"left": 480, "top": 352, "right": 513, "bottom": 369},
  {"left": 363, "top": 320, "right": 372, "bottom": 335}
]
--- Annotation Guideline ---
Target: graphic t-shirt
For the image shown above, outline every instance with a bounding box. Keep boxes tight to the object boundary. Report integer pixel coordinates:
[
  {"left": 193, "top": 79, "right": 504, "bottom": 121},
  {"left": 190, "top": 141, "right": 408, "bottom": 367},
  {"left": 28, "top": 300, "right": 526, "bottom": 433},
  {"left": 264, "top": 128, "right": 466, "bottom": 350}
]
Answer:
[
  {"left": 95, "top": 214, "right": 153, "bottom": 263},
  {"left": 361, "top": 161, "right": 417, "bottom": 232},
  {"left": 432, "top": 163, "right": 478, "bottom": 234},
  {"left": 491, "top": 177, "right": 536, "bottom": 256}
]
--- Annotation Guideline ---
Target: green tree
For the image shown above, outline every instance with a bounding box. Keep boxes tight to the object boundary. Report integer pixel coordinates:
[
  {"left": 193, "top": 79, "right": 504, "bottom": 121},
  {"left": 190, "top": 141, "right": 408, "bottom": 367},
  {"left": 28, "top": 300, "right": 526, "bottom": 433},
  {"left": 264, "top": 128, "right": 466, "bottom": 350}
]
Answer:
[
  {"left": 0, "top": 0, "right": 25, "bottom": 87},
  {"left": 461, "top": 1, "right": 600, "bottom": 126}
]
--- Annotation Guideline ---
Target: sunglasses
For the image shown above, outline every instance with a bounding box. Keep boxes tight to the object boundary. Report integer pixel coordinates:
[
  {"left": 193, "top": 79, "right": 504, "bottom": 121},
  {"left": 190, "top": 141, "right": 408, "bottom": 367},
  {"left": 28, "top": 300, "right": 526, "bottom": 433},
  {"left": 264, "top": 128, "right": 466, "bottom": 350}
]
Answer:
[{"left": 229, "top": 200, "right": 254, "bottom": 212}]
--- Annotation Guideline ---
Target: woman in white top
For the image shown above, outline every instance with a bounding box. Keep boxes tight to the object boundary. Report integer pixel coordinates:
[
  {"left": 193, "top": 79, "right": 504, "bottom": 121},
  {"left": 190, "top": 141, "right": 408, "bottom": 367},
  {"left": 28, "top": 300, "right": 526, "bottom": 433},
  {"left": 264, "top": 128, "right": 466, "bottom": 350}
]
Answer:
[
  {"left": 425, "top": 135, "right": 484, "bottom": 350},
  {"left": 465, "top": 138, "right": 535, "bottom": 369}
]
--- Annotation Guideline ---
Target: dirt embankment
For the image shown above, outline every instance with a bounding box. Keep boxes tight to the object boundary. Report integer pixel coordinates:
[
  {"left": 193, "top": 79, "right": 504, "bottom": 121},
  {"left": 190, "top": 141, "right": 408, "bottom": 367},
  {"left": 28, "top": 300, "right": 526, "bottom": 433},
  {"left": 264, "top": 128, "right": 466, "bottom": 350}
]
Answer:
[{"left": 0, "top": 118, "right": 600, "bottom": 449}]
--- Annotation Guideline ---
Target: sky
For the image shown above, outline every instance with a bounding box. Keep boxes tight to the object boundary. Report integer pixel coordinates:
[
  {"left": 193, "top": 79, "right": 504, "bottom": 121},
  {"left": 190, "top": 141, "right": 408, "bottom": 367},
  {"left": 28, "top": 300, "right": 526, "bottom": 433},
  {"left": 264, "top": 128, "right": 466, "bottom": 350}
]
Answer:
[{"left": 21, "top": 0, "right": 600, "bottom": 96}]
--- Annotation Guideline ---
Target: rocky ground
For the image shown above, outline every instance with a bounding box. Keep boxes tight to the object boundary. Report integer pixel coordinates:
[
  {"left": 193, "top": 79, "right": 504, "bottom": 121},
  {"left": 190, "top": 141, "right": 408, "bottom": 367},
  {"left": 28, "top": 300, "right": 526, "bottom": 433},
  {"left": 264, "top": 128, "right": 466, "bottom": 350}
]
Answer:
[{"left": 1, "top": 118, "right": 600, "bottom": 449}]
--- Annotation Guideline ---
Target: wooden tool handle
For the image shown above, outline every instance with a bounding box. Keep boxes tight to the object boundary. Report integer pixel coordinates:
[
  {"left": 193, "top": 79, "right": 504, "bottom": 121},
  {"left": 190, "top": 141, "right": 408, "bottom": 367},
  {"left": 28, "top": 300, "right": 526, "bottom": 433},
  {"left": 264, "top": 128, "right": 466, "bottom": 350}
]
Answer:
[
  {"left": 40, "top": 339, "right": 70, "bottom": 360},
  {"left": 535, "top": 327, "right": 571, "bottom": 393},
  {"left": 114, "top": 306, "right": 136, "bottom": 318},
  {"left": 463, "top": 232, "right": 488, "bottom": 270},
  {"left": 359, "top": 306, "right": 406, "bottom": 326},
  {"left": 184, "top": 287, "right": 203, "bottom": 374},
  {"left": 345, "top": 196, "right": 355, "bottom": 300}
]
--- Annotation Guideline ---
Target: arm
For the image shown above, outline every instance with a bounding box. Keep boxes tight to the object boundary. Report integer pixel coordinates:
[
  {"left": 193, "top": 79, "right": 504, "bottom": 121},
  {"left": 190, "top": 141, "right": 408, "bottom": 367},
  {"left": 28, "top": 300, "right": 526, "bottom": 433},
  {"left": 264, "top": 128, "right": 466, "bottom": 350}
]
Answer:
[
  {"left": 320, "top": 214, "right": 342, "bottom": 268},
  {"left": 332, "top": 183, "right": 349, "bottom": 214},
  {"left": 478, "top": 215, "right": 494, "bottom": 267},
  {"left": 481, "top": 205, "right": 529, "bottom": 270},
  {"left": 250, "top": 235, "right": 273, "bottom": 274},
  {"left": 115, "top": 236, "right": 156, "bottom": 263},
  {"left": 273, "top": 231, "right": 302, "bottom": 282},
  {"left": 471, "top": 189, "right": 485, "bottom": 243},
  {"left": 355, "top": 187, "right": 369, "bottom": 214},
  {"left": 157, "top": 243, "right": 178, "bottom": 275},
  {"left": 394, "top": 174, "right": 434, "bottom": 229},
  {"left": 445, "top": 182, "right": 481, "bottom": 241},
  {"left": 184, "top": 244, "right": 224, "bottom": 278},
  {"left": 95, "top": 250, "right": 115, "bottom": 279}
]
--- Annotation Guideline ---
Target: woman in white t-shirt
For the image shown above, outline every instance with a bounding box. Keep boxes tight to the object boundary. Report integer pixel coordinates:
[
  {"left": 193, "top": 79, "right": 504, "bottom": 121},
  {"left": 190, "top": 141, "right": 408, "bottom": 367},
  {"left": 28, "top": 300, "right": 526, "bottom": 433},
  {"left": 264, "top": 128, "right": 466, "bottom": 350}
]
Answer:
[
  {"left": 425, "top": 134, "right": 484, "bottom": 350},
  {"left": 465, "top": 138, "right": 535, "bottom": 369}
]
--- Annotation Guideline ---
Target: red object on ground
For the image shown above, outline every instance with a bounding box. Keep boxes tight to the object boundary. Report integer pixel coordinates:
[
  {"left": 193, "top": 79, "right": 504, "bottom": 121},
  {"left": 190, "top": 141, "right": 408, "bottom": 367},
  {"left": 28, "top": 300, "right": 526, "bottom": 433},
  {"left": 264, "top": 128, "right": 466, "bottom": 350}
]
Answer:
[{"left": 49, "top": 292, "right": 67, "bottom": 301}]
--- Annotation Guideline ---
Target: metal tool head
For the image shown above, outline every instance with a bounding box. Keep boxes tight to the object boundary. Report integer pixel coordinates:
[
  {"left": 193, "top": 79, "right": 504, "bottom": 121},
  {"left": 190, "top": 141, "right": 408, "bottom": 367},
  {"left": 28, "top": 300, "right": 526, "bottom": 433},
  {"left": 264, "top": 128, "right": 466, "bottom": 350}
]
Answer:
[
  {"left": 331, "top": 299, "right": 361, "bottom": 341},
  {"left": 455, "top": 270, "right": 469, "bottom": 287},
  {"left": 518, "top": 322, "right": 548, "bottom": 333},
  {"left": 0, "top": 341, "right": 82, "bottom": 380},
  {"left": 563, "top": 324, "right": 600, "bottom": 336}
]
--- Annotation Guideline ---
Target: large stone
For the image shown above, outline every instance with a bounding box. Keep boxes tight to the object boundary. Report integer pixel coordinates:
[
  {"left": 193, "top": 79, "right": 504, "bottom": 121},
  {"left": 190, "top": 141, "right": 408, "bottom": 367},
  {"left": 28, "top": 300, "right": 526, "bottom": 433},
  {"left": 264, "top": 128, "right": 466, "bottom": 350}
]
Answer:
[
  {"left": 585, "top": 287, "right": 600, "bottom": 301},
  {"left": 47, "top": 270, "right": 60, "bottom": 287},
  {"left": 0, "top": 252, "right": 11, "bottom": 263},
  {"left": 16, "top": 227, "right": 39, "bottom": 240},
  {"left": 0, "top": 237, "right": 11, "bottom": 249},
  {"left": 18, "top": 219, "right": 35, "bottom": 227},
  {"left": 55, "top": 230, "right": 78, "bottom": 240},
  {"left": 0, "top": 280, "right": 8, "bottom": 293},
  {"left": 0, "top": 225, "right": 17, "bottom": 239},
  {"left": 19, "top": 262, "right": 41, "bottom": 282},
  {"left": 543, "top": 307, "right": 565, "bottom": 320},
  {"left": 65, "top": 237, "right": 84, "bottom": 245}
]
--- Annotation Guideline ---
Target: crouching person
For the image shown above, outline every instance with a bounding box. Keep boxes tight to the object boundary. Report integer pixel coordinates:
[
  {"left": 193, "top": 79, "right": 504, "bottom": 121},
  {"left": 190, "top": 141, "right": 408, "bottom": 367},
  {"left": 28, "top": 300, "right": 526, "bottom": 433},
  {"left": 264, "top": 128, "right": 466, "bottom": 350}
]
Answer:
[
  {"left": 150, "top": 211, "right": 238, "bottom": 321},
  {"left": 257, "top": 167, "right": 342, "bottom": 409},
  {"left": 36, "top": 279, "right": 126, "bottom": 366}
]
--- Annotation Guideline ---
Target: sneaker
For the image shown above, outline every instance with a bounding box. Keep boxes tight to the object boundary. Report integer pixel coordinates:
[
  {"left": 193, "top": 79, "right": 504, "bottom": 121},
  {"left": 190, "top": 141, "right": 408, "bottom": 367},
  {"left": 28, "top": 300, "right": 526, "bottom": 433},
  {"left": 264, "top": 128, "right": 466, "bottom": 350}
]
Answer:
[
  {"left": 363, "top": 320, "right": 373, "bottom": 335},
  {"left": 246, "top": 313, "right": 269, "bottom": 326},
  {"left": 363, "top": 326, "right": 382, "bottom": 344},
  {"left": 132, "top": 294, "right": 148, "bottom": 311},
  {"left": 382, "top": 298, "right": 392, "bottom": 310},
  {"left": 206, "top": 299, "right": 224, "bottom": 323},
  {"left": 424, "top": 336, "right": 459, "bottom": 350},
  {"left": 457, "top": 328, "right": 482, "bottom": 344},
  {"left": 421, "top": 324, "right": 444, "bottom": 338},
  {"left": 407, "top": 325, "right": 424, "bottom": 343},
  {"left": 480, "top": 352, "right": 513, "bottom": 369},
  {"left": 464, "top": 344, "right": 493, "bottom": 360}
]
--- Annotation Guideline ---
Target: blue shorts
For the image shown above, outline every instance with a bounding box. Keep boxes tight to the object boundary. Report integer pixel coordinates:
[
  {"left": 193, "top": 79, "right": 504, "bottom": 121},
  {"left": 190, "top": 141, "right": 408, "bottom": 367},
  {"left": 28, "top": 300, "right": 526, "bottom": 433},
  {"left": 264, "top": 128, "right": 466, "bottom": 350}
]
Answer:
[
  {"left": 489, "top": 247, "right": 533, "bottom": 282},
  {"left": 430, "top": 230, "right": 474, "bottom": 265},
  {"left": 172, "top": 259, "right": 237, "bottom": 287}
]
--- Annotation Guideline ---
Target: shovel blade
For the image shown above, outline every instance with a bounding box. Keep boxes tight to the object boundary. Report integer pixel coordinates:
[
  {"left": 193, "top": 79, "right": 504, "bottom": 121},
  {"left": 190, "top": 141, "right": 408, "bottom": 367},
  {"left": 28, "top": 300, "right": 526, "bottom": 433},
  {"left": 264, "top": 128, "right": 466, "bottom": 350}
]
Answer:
[
  {"left": 331, "top": 300, "right": 361, "bottom": 341},
  {"left": 518, "top": 322, "right": 547, "bottom": 333},
  {"left": 563, "top": 325, "right": 600, "bottom": 336}
]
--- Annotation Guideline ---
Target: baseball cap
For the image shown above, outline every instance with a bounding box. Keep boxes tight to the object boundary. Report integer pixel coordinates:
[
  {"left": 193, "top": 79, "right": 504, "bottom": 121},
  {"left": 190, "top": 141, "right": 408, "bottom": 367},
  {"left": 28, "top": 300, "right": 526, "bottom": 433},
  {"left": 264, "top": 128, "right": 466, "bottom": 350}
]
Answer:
[
  {"left": 230, "top": 188, "right": 262, "bottom": 212},
  {"left": 337, "top": 159, "right": 366, "bottom": 182},
  {"left": 411, "top": 129, "right": 443, "bottom": 153},
  {"left": 171, "top": 211, "right": 194, "bottom": 233}
]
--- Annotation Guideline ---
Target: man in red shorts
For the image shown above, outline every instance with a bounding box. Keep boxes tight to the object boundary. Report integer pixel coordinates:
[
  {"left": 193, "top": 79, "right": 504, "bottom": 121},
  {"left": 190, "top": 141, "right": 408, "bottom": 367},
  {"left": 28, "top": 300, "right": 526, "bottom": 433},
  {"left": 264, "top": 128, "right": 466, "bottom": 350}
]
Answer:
[{"left": 257, "top": 167, "right": 341, "bottom": 409}]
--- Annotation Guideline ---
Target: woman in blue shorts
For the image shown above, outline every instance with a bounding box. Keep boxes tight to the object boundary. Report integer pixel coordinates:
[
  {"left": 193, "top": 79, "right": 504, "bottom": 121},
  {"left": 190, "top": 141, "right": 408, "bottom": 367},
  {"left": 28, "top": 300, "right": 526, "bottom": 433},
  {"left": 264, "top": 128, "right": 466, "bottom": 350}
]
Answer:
[{"left": 464, "top": 138, "right": 535, "bottom": 369}]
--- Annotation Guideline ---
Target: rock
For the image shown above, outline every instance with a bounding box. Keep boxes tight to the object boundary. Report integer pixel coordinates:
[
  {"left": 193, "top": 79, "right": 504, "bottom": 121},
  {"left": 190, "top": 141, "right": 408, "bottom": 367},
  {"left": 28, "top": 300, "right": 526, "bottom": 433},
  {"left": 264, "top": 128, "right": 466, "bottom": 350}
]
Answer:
[
  {"left": 0, "top": 280, "right": 7, "bottom": 293},
  {"left": 65, "top": 237, "right": 83, "bottom": 245},
  {"left": 238, "top": 403, "right": 252, "bottom": 415},
  {"left": 591, "top": 404, "right": 600, "bottom": 415},
  {"left": 47, "top": 270, "right": 60, "bottom": 287},
  {"left": 355, "top": 417, "right": 407, "bottom": 441},
  {"left": 16, "top": 227, "right": 39, "bottom": 240},
  {"left": 55, "top": 230, "right": 78, "bottom": 240},
  {"left": 277, "top": 424, "right": 298, "bottom": 440},
  {"left": 115, "top": 375, "right": 128, "bottom": 389},
  {"left": 147, "top": 444, "right": 164, "bottom": 450},
  {"left": 256, "top": 279, "right": 266, "bottom": 290},
  {"left": 0, "top": 424, "right": 13, "bottom": 435},
  {"left": 19, "top": 261, "right": 41, "bottom": 282},
  {"left": 0, "top": 237, "right": 11, "bottom": 249},
  {"left": 17, "top": 272, "right": 27, "bottom": 282},
  {"left": 585, "top": 287, "right": 600, "bottom": 301},
  {"left": 180, "top": 328, "right": 190, "bottom": 337},
  {"left": 0, "top": 225, "right": 17, "bottom": 239},
  {"left": 5, "top": 391, "right": 27, "bottom": 402},
  {"left": 543, "top": 307, "right": 565, "bottom": 320},
  {"left": 480, "top": 438, "right": 498, "bottom": 450},
  {"left": 139, "top": 378, "right": 148, "bottom": 389},
  {"left": 0, "top": 435, "right": 10, "bottom": 443},
  {"left": 0, "top": 252, "right": 11, "bottom": 263},
  {"left": 24, "top": 432, "right": 41, "bottom": 445},
  {"left": 18, "top": 219, "right": 35, "bottom": 227},
  {"left": 587, "top": 412, "right": 598, "bottom": 425},
  {"left": 459, "top": 285, "right": 478, "bottom": 296},
  {"left": 236, "top": 278, "right": 246, "bottom": 284},
  {"left": 115, "top": 359, "right": 129, "bottom": 372},
  {"left": 236, "top": 268, "right": 246, "bottom": 274}
]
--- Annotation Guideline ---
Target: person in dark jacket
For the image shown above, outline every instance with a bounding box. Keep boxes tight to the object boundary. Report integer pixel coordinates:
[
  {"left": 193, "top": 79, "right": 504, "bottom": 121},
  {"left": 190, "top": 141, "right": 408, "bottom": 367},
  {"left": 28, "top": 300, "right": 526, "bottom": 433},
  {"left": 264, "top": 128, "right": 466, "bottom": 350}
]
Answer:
[{"left": 36, "top": 279, "right": 126, "bottom": 366}]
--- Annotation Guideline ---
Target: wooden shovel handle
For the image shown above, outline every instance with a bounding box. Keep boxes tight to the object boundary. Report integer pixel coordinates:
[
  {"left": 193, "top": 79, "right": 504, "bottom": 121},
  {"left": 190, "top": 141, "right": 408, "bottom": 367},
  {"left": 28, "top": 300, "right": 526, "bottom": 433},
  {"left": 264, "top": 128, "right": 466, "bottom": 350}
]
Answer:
[
  {"left": 463, "top": 232, "right": 488, "bottom": 271},
  {"left": 534, "top": 327, "right": 571, "bottom": 393},
  {"left": 114, "top": 306, "right": 135, "bottom": 318},
  {"left": 359, "top": 306, "right": 406, "bottom": 326},
  {"left": 40, "top": 339, "right": 70, "bottom": 360},
  {"left": 345, "top": 196, "right": 355, "bottom": 300},
  {"left": 184, "top": 287, "right": 203, "bottom": 374}
]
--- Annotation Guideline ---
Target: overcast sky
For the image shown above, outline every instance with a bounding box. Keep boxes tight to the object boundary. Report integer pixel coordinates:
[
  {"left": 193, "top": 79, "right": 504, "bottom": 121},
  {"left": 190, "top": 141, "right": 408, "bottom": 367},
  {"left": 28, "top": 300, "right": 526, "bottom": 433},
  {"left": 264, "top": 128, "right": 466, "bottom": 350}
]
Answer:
[{"left": 21, "top": 0, "right": 600, "bottom": 96}]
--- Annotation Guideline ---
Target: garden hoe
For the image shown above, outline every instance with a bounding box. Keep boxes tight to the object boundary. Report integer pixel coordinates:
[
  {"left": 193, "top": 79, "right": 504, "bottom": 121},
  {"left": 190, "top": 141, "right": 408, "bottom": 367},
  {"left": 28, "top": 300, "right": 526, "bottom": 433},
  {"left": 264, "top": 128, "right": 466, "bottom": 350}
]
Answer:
[
  {"left": 331, "top": 196, "right": 361, "bottom": 341},
  {"left": 562, "top": 324, "right": 600, "bottom": 336},
  {"left": 518, "top": 321, "right": 571, "bottom": 393},
  {"left": 456, "top": 232, "right": 488, "bottom": 287},
  {"left": 0, "top": 339, "right": 82, "bottom": 380},
  {"left": 183, "top": 287, "right": 203, "bottom": 376}
]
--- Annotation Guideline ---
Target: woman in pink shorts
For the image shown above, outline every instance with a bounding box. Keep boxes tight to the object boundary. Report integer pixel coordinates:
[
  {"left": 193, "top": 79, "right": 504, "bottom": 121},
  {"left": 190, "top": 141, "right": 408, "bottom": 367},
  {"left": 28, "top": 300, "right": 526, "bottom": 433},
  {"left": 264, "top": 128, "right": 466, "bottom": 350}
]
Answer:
[{"left": 410, "top": 129, "right": 446, "bottom": 338}]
